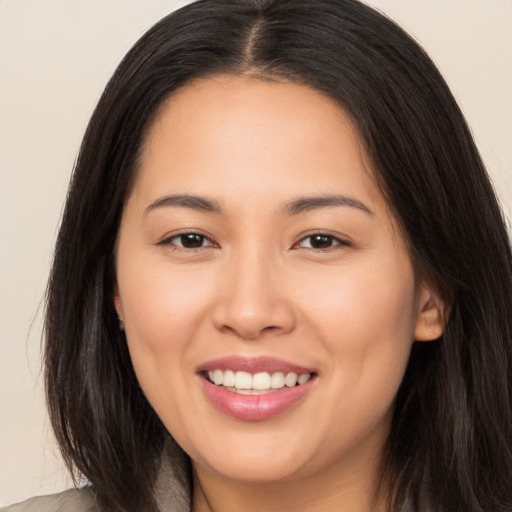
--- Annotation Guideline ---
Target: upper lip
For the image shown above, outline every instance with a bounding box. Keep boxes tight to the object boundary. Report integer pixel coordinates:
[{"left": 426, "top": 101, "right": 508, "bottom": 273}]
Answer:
[{"left": 196, "top": 356, "right": 316, "bottom": 375}]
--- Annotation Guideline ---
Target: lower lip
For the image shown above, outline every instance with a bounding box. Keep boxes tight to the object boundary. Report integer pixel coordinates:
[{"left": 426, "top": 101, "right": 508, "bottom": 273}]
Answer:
[{"left": 199, "top": 376, "right": 316, "bottom": 421}]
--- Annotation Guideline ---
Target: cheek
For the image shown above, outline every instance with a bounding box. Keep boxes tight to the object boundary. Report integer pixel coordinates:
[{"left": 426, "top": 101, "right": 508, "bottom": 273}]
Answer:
[
  {"left": 298, "top": 254, "right": 417, "bottom": 398},
  {"left": 119, "top": 259, "right": 211, "bottom": 348},
  {"left": 117, "top": 259, "right": 215, "bottom": 434},
  {"left": 288, "top": 258, "right": 417, "bottom": 457},
  {"left": 301, "top": 256, "right": 417, "bottom": 338},
  {"left": 115, "top": 248, "right": 217, "bottom": 415}
]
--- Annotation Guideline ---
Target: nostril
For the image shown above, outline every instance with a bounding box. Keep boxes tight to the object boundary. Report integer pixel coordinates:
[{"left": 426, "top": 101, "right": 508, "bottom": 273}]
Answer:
[
  {"left": 211, "top": 296, "right": 296, "bottom": 341},
  {"left": 215, "top": 322, "right": 285, "bottom": 341}
]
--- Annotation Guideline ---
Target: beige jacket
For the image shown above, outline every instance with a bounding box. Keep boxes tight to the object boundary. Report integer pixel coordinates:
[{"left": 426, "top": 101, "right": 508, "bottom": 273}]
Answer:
[{"left": 1, "top": 440, "right": 191, "bottom": 512}]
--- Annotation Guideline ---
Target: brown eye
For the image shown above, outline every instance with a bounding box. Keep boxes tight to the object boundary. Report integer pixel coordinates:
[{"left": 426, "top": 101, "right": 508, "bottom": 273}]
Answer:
[
  {"left": 310, "top": 234, "right": 335, "bottom": 249},
  {"left": 297, "top": 233, "right": 348, "bottom": 250},
  {"left": 165, "top": 232, "right": 214, "bottom": 249}
]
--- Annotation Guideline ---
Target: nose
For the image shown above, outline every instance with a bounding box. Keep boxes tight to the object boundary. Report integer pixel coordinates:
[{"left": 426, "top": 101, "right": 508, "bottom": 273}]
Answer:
[{"left": 211, "top": 249, "right": 296, "bottom": 341}]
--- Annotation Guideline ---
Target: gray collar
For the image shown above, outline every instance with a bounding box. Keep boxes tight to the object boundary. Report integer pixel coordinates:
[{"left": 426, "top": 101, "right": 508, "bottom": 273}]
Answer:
[{"left": 153, "top": 437, "right": 192, "bottom": 512}]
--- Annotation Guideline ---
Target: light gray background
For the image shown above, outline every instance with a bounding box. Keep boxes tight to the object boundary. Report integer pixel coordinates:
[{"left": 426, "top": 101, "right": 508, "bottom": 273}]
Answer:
[{"left": 1, "top": 0, "right": 511, "bottom": 506}]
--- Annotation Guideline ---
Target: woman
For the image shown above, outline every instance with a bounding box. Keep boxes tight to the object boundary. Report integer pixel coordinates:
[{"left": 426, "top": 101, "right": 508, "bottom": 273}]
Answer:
[{"left": 4, "top": 0, "right": 511, "bottom": 511}]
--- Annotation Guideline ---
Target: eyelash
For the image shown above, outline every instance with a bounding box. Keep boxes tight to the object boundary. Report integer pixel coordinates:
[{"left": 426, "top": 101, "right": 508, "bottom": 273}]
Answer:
[
  {"left": 159, "top": 232, "right": 216, "bottom": 250},
  {"left": 159, "top": 231, "right": 350, "bottom": 251},
  {"left": 293, "top": 233, "right": 350, "bottom": 250}
]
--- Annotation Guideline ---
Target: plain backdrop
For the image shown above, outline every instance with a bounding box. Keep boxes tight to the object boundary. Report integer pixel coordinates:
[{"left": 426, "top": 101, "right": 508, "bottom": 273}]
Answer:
[{"left": 1, "top": 0, "right": 511, "bottom": 506}]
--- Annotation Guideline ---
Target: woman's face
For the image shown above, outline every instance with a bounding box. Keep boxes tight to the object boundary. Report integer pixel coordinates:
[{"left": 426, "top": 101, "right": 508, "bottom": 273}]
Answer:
[{"left": 115, "top": 76, "right": 442, "bottom": 485}]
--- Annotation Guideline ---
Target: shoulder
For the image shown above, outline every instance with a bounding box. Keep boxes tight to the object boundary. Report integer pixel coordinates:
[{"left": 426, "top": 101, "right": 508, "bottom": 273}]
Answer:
[{"left": 1, "top": 488, "right": 99, "bottom": 512}]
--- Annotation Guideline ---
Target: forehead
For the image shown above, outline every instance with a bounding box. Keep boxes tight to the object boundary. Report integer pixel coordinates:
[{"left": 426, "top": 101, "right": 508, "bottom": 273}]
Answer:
[{"left": 133, "top": 75, "right": 383, "bottom": 214}]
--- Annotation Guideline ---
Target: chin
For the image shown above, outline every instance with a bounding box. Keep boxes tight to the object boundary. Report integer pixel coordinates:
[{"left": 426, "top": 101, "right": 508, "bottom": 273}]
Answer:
[
  {"left": 198, "top": 450, "right": 310, "bottom": 484},
  {"left": 176, "top": 420, "right": 318, "bottom": 483}
]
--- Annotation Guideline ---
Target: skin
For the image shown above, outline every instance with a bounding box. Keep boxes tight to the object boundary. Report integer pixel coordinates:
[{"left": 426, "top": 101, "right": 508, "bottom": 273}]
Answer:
[{"left": 114, "top": 75, "right": 444, "bottom": 512}]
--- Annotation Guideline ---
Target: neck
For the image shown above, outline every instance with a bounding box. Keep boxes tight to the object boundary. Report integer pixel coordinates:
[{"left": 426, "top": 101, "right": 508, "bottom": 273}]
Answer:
[{"left": 191, "top": 450, "right": 388, "bottom": 512}]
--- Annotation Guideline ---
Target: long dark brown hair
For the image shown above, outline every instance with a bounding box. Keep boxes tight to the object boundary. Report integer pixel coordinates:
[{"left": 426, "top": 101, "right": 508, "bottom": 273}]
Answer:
[{"left": 45, "top": 0, "right": 512, "bottom": 510}]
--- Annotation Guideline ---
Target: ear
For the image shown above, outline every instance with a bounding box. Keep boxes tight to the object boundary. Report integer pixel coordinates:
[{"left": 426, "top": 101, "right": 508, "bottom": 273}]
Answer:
[
  {"left": 414, "top": 281, "right": 447, "bottom": 342},
  {"left": 113, "top": 283, "right": 123, "bottom": 320}
]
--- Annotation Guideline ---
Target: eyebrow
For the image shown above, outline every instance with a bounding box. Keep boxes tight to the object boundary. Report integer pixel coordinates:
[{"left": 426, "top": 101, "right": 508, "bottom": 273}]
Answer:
[
  {"left": 143, "top": 193, "right": 373, "bottom": 217},
  {"left": 144, "top": 194, "right": 222, "bottom": 216},
  {"left": 283, "top": 195, "right": 374, "bottom": 216}
]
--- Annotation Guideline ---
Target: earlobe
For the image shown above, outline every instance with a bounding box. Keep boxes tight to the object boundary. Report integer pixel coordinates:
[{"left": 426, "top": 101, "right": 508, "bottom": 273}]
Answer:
[
  {"left": 113, "top": 285, "right": 125, "bottom": 331},
  {"left": 113, "top": 283, "right": 123, "bottom": 320},
  {"left": 414, "top": 283, "right": 447, "bottom": 342}
]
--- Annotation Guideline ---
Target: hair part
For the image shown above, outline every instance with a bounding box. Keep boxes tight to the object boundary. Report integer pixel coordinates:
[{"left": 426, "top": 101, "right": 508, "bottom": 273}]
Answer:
[{"left": 45, "top": 1, "right": 512, "bottom": 510}]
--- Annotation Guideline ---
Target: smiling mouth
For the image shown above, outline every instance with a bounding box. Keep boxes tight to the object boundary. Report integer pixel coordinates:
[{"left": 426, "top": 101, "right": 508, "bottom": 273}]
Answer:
[
  {"left": 198, "top": 358, "right": 318, "bottom": 420},
  {"left": 204, "top": 369, "right": 315, "bottom": 395}
]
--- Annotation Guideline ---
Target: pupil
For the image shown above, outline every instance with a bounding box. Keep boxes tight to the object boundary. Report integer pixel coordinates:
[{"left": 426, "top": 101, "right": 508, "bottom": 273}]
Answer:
[
  {"left": 311, "top": 234, "right": 332, "bottom": 248},
  {"left": 181, "top": 233, "right": 204, "bottom": 248}
]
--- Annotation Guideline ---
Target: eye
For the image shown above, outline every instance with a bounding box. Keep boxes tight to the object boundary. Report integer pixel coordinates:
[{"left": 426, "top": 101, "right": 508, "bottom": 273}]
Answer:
[
  {"left": 295, "top": 233, "right": 349, "bottom": 250},
  {"left": 161, "top": 232, "right": 215, "bottom": 249}
]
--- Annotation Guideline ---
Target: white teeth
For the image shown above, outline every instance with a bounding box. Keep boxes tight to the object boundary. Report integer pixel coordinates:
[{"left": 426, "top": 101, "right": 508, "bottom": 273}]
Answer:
[
  {"left": 298, "top": 373, "right": 310, "bottom": 385},
  {"left": 270, "top": 372, "right": 285, "bottom": 389},
  {"left": 224, "top": 387, "right": 276, "bottom": 395},
  {"left": 285, "top": 372, "right": 298, "bottom": 387},
  {"left": 253, "top": 372, "right": 271, "bottom": 390},
  {"left": 250, "top": 389, "right": 271, "bottom": 395},
  {"left": 223, "top": 369, "right": 235, "bottom": 387},
  {"left": 207, "top": 369, "right": 312, "bottom": 392},
  {"left": 213, "top": 369, "right": 223, "bottom": 386},
  {"left": 234, "top": 371, "right": 252, "bottom": 390}
]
